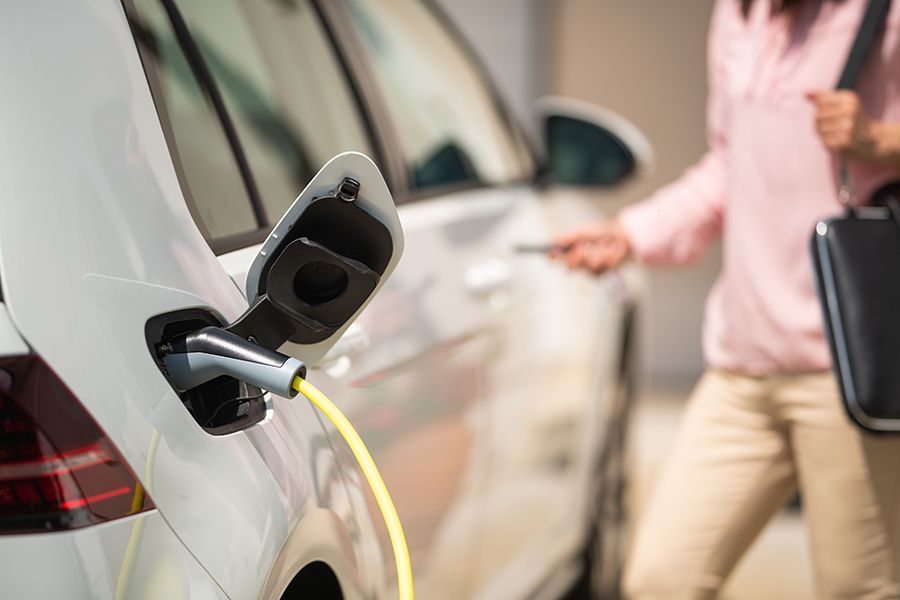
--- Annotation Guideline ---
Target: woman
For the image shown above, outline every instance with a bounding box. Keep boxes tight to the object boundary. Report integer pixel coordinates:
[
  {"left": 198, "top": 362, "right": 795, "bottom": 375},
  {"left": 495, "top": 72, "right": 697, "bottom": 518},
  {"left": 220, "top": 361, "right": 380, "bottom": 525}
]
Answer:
[{"left": 553, "top": 0, "right": 900, "bottom": 598}]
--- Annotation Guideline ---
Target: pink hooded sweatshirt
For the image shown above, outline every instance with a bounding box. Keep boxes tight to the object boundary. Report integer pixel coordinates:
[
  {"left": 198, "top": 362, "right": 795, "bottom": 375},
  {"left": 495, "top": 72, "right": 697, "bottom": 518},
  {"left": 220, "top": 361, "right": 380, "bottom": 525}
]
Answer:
[{"left": 619, "top": 0, "right": 900, "bottom": 375}]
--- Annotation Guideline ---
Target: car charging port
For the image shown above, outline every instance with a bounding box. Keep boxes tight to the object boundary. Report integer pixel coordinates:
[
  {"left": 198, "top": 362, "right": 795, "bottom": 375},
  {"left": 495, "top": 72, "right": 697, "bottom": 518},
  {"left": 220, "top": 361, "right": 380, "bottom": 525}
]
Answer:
[
  {"left": 227, "top": 177, "right": 394, "bottom": 351},
  {"left": 146, "top": 309, "right": 271, "bottom": 435}
]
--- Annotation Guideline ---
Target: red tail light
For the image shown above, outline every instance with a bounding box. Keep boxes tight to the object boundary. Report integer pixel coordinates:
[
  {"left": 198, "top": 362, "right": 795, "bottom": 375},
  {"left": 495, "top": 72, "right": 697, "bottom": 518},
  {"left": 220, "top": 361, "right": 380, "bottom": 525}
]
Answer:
[{"left": 0, "top": 355, "right": 153, "bottom": 533}]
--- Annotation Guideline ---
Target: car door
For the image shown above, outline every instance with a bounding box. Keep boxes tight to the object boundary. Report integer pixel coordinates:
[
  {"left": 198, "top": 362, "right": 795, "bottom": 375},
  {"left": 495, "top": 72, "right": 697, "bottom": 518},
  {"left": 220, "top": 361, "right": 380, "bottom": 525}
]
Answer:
[
  {"left": 129, "top": 0, "right": 495, "bottom": 598},
  {"left": 331, "top": 1, "right": 635, "bottom": 598}
]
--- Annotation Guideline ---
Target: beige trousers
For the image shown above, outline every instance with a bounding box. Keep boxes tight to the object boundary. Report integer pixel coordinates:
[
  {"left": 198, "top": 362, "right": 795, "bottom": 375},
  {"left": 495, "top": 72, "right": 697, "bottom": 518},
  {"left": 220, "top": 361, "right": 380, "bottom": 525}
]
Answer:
[{"left": 623, "top": 370, "right": 900, "bottom": 600}]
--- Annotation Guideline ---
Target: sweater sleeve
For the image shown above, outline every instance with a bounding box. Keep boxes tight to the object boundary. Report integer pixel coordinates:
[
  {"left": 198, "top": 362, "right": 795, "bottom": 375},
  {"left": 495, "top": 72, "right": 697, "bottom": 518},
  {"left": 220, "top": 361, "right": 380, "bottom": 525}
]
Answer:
[{"left": 618, "top": 0, "right": 731, "bottom": 266}]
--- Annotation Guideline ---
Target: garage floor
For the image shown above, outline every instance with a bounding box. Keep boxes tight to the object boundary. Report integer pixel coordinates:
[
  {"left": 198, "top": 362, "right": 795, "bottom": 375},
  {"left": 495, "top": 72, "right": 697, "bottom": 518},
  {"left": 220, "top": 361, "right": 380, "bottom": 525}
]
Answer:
[{"left": 628, "top": 386, "right": 816, "bottom": 600}]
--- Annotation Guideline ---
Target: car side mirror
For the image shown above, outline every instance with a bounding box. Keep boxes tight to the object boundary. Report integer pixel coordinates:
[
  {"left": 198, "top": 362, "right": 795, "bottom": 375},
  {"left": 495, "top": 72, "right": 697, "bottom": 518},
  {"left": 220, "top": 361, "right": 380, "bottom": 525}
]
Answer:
[
  {"left": 535, "top": 96, "right": 654, "bottom": 187},
  {"left": 226, "top": 152, "right": 403, "bottom": 364}
]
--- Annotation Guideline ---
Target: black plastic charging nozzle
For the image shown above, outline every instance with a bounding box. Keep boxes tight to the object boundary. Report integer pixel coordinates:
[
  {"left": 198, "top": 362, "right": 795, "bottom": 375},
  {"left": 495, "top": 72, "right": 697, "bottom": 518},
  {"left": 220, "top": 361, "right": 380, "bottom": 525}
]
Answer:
[{"left": 158, "top": 327, "right": 306, "bottom": 398}]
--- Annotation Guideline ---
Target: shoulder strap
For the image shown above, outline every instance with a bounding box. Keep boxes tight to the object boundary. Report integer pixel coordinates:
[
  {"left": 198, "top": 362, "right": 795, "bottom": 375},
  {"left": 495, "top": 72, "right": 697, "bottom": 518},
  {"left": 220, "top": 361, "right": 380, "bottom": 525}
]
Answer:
[
  {"left": 836, "top": 0, "right": 891, "bottom": 207},
  {"left": 838, "top": 0, "right": 892, "bottom": 90}
]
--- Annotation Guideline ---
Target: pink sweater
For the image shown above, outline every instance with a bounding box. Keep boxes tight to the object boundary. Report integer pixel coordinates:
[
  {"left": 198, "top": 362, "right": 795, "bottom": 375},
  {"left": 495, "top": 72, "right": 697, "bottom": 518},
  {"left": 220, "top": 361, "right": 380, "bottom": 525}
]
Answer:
[{"left": 620, "top": 0, "right": 900, "bottom": 375}]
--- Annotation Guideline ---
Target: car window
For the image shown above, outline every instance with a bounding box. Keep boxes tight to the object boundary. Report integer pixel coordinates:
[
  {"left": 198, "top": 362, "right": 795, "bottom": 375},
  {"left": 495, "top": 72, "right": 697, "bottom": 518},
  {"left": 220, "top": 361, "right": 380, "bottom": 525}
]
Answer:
[
  {"left": 132, "top": 0, "right": 259, "bottom": 240},
  {"left": 345, "top": 0, "right": 532, "bottom": 192},
  {"left": 131, "top": 0, "right": 374, "bottom": 249}
]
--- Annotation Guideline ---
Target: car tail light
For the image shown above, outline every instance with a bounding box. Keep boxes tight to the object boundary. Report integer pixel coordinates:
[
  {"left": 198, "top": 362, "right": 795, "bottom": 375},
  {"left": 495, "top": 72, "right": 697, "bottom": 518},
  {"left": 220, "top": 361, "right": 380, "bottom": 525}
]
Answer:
[{"left": 0, "top": 355, "right": 153, "bottom": 533}]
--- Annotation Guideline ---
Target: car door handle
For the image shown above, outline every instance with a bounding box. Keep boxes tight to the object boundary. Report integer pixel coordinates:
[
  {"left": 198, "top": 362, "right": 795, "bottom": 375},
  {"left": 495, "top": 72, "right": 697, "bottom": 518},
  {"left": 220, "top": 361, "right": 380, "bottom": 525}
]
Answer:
[
  {"left": 465, "top": 258, "right": 512, "bottom": 296},
  {"left": 319, "top": 322, "right": 370, "bottom": 365}
]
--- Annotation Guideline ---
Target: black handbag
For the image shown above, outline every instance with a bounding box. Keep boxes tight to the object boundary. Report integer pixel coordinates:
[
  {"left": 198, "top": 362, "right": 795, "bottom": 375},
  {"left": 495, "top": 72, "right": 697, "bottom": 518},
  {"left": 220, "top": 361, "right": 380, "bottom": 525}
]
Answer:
[{"left": 811, "top": 0, "right": 900, "bottom": 432}]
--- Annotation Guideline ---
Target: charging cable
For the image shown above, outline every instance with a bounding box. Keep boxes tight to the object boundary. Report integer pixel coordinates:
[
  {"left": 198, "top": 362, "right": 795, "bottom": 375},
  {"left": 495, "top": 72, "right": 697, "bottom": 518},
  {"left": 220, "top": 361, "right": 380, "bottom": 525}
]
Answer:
[
  {"left": 292, "top": 376, "right": 413, "bottom": 600},
  {"left": 159, "top": 327, "right": 414, "bottom": 599}
]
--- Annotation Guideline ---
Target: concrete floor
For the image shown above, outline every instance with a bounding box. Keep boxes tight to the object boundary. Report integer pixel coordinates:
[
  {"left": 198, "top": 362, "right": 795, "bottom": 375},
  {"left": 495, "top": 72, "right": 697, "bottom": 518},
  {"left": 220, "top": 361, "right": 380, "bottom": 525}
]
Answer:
[{"left": 628, "top": 387, "right": 816, "bottom": 600}]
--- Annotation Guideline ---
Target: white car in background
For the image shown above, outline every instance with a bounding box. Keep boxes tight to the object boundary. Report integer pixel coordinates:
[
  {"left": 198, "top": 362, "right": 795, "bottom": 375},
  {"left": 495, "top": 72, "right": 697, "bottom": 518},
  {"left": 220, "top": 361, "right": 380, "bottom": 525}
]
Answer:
[{"left": 0, "top": 0, "right": 650, "bottom": 598}]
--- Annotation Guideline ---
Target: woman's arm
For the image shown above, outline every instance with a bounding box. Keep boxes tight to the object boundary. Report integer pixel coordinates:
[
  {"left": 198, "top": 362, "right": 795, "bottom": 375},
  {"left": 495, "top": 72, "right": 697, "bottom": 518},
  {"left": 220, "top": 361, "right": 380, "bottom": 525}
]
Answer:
[
  {"left": 552, "top": 0, "right": 735, "bottom": 274},
  {"left": 808, "top": 90, "right": 900, "bottom": 170}
]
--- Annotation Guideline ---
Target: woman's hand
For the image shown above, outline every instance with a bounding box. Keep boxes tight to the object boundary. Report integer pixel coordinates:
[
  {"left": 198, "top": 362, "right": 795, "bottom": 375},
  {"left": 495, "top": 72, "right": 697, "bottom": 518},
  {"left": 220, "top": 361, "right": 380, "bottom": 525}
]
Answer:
[
  {"left": 807, "top": 90, "right": 880, "bottom": 161},
  {"left": 550, "top": 220, "right": 632, "bottom": 275},
  {"left": 807, "top": 90, "right": 900, "bottom": 170}
]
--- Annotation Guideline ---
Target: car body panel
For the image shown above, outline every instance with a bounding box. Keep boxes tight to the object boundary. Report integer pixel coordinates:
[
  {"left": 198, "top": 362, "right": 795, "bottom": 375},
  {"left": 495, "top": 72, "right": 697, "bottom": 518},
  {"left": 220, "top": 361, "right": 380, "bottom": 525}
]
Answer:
[{"left": 0, "top": 512, "right": 229, "bottom": 600}]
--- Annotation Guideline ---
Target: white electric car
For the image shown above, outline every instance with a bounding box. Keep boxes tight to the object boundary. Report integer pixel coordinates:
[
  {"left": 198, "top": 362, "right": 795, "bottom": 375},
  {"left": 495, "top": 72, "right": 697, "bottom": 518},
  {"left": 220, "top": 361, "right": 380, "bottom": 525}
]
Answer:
[{"left": 0, "top": 1, "right": 649, "bottom": 598}]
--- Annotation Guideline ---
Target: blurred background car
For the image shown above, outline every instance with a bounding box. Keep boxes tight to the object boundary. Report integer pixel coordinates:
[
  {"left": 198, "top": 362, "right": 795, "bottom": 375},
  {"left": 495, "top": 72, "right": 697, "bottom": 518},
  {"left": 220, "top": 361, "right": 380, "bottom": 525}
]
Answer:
[{"left": 0, "top": 0, "right": 654, "bottom": 598}]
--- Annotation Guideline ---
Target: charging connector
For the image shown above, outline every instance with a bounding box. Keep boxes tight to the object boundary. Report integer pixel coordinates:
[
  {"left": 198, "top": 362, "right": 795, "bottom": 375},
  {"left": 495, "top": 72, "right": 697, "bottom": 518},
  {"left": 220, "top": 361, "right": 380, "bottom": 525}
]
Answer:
[
  {"left": 158, "top": 326, "right": 306, "bottom": 398},
  {"left": 155, "top": 325, "right": 413, "bottom": 599}
]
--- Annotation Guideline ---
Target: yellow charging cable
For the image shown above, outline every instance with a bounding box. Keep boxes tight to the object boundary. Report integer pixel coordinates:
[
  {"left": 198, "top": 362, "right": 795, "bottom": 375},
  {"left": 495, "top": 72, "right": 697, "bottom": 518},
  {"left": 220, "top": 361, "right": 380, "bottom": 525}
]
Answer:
[{"left": 292, "top": 376, "right": 414, "bottom": 600}]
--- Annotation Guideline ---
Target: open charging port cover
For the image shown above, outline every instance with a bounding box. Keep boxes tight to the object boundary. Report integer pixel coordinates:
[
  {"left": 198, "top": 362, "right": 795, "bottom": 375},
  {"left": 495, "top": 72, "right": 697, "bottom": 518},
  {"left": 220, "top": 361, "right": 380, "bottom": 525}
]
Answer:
[{"left": 227, "top": 152, "right": 404, "bottom": 363}]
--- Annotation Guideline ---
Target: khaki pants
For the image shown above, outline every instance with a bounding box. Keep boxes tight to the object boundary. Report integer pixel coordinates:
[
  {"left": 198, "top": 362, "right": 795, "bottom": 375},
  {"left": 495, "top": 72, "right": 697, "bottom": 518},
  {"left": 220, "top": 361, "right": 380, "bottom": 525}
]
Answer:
[{"left": 623, "top": 370, "right": 900, "bottom": 600}]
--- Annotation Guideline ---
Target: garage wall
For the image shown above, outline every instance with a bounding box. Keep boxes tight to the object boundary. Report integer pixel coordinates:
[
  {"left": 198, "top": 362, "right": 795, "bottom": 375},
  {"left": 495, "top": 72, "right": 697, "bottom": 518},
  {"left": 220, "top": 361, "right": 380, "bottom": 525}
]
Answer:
[{"left": 550, "top": 0, "right": 720, "bottom": 387}]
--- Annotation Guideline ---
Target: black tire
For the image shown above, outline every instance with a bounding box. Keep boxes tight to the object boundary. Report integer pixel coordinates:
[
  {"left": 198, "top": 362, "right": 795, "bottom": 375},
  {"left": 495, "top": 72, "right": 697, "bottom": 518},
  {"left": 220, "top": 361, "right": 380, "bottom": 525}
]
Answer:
[{"left": 565, "top": 305, "right": 637, "bottom": 600}]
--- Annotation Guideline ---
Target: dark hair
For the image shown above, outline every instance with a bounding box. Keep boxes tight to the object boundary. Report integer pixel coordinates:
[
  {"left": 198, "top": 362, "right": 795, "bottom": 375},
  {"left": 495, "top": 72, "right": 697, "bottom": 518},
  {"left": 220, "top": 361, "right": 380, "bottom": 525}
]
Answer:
[{"left": 740, "top": 0, "right": 837, "bottom": 18}]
